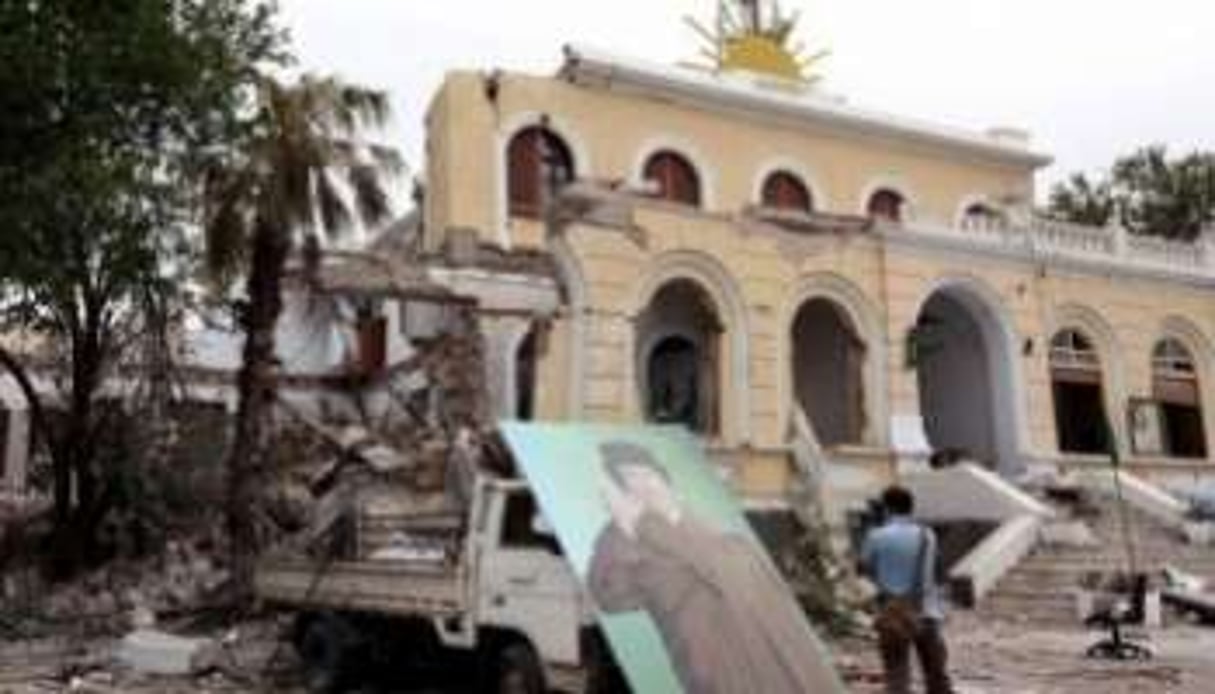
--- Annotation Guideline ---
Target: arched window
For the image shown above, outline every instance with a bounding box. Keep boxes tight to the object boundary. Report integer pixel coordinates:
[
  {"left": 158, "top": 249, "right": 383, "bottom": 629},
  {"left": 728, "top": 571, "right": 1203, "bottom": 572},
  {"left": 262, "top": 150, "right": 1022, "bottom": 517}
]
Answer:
[
  {"left": 761, "top": 171, "right": 813, "bottom": 213},
  {"left": 507, "top": 127, "right": 575, "bottom": 218},
  {"left": 1049, "top": 329, "right": 1109, "bottom": 454},
  {"left": 1153, "top": 338, "right": 1206, "bottom": 458},
  {"left": 961, "top": 202, "right": 1005, "bottom": 228},
  {"left": 867, "top": 188, "right": 906, "bottom": 223},
  {"left": 1050, "top": 330, "right": 1100, "bottom": 374},
  {"left": 643, "top": 150, "right": 701, "bottom": 207}
]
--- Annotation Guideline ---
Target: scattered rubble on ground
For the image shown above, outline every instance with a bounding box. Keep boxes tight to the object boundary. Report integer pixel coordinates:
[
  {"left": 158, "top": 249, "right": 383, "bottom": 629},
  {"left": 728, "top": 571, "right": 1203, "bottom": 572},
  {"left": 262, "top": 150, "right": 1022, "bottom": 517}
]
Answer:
[{"left": 1041, "top": 520, "right": 1100, "bottom": 548}]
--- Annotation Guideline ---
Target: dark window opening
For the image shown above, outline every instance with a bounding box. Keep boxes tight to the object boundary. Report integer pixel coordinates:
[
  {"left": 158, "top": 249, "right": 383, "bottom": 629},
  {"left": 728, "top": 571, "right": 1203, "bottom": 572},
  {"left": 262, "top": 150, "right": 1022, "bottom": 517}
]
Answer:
[
  {"left": 643, "top": 150, "right": 701, "bottom": 207},
  {"left": 638, "top": 280, "right": 722, "bottom": 436},
  {"left": 500, "top": 492, "right": 560, "bottom": 553},
  {"left": 867, "top": 188, "right": 905, "bottom": 223},
  {"left": 647, "top": 336, "right": 702, "bottom": 432},
  {"left": 792, "top": 299, "right": 866, "bottom": 446},
  {"left": 515, "top": 329, "right": 538, "bottom": 421},
  {"left": 1050, "top": 329, "right": 1108, "bottom": 454},
  {"left": 1161, "top": 403, "right": 1206, "bottom": 458},
  {"left": 1052, "top": 381, "right": 1110, "bottom": 454},
  {"left": 507, "top": 127, "right": 575, "bottom": 218},
  {"left": 962, "top": 203, "right": 1005, "bottom": 227},
  {"left": 761, "top": 171, "right": 813, "bottom": 213},
  {"left": 1153, "top": 338, "right": 1206, "bottom": 458}
]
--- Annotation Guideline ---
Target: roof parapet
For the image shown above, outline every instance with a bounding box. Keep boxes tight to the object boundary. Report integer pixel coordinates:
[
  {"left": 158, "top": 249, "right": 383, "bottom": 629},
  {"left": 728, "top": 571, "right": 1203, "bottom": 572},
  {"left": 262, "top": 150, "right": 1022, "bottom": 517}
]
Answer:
[{"left": 561, "top": 44, "right": 1053, "bottom": 170}]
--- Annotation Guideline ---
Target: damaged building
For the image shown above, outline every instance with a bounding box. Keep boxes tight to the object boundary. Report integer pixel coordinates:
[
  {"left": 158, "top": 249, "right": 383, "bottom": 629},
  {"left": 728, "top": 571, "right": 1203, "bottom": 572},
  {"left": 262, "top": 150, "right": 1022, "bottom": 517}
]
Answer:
[{"left": 4, "top": 1, "right": 1215, "bottom": 620}]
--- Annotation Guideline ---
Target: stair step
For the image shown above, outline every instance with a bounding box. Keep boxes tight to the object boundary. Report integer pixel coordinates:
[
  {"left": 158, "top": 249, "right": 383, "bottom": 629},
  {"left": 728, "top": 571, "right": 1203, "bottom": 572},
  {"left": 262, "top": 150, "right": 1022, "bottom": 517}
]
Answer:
[{"left": 975, "top": 489, "right": 1215, "bottom": 626}]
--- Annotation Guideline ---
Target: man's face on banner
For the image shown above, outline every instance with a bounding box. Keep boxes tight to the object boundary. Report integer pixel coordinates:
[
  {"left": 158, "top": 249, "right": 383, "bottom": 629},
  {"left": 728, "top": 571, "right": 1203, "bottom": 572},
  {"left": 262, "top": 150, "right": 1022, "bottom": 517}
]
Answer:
[{"left": 619, "top": 462, "right": 681, "bottom": 519}]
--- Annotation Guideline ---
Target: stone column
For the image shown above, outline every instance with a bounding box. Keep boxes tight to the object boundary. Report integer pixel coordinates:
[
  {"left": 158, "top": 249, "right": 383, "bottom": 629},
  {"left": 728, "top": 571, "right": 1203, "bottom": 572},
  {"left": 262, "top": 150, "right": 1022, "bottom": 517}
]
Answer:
[{"left": 480, "top": 315, "right": 535, "bottom": 421}]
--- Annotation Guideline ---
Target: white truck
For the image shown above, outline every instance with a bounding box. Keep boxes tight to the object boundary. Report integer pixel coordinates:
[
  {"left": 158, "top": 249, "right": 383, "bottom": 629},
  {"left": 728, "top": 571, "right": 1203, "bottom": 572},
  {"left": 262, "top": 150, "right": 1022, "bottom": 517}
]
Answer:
[{"left": 255, "top": 474, "right": 627, "bottom": 693}]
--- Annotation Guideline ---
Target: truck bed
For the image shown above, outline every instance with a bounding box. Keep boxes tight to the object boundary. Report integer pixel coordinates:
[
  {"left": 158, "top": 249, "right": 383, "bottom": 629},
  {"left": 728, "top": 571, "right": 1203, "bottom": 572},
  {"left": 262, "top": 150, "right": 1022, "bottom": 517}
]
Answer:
[{"left": 255, "top": 558, "right": 466, "bottom": 618}]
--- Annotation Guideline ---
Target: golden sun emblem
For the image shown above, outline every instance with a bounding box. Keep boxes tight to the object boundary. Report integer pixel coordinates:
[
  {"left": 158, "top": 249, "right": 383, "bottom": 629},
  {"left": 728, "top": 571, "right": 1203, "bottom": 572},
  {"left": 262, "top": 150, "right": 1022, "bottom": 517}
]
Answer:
[{"left": 685, "top": 1, "right": 829, "bottom": 84}]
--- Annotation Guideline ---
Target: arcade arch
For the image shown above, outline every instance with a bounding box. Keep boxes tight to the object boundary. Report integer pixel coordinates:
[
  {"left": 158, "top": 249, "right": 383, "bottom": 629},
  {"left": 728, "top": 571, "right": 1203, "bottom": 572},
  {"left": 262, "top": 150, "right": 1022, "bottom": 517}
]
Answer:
[{"left": 913, "top": 281, "right": 1022, "bottom": 473}]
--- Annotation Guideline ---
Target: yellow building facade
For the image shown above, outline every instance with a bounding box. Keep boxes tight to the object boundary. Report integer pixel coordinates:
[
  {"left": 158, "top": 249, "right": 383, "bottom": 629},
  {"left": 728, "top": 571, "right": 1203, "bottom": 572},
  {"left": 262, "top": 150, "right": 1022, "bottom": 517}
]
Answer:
[{"left": 419, "top": 44, "right": 1215, "bottom": 512}]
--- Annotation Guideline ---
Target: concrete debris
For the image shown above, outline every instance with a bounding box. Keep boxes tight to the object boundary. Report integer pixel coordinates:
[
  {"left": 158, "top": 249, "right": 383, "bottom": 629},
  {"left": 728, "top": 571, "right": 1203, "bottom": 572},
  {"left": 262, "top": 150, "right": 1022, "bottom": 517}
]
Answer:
[
  {"left": 1183, "top": 521, "right": 1215, "bottom": 546},
  {"left": 117, "top": 629, "right": 211, "bottom": 676},
  {"left": 1163, "top": 565, "right": 1207, "bottom": 593},
  {"left": 265, "top": 320, "right": 492, "bottom": 567},
  {"left": 1041, "top": 521, "right": 1099, "bottom": 548},
  {"left": 358, "top": 443, "right": 413, "bottom": 473}
]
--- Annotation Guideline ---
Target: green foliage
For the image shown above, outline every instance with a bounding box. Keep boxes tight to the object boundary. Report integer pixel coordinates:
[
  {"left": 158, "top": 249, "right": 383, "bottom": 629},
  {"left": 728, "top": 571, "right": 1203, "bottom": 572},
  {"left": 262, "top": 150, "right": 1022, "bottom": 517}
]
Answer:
[
  {"left": 1048, "top": 174, "right": 1115, "bottom": 228},
  {"left": 0, "top": 0, "right": 284, "bottom": 561},
  {"left": 201, "top": 74, "right": 403, "bottom": 287},
  {"left": 1048, "top": 147, "right": 1215, "bottom": 241},
  {"left": 201, "top": 72, "right": 401, "bottom": 593}
]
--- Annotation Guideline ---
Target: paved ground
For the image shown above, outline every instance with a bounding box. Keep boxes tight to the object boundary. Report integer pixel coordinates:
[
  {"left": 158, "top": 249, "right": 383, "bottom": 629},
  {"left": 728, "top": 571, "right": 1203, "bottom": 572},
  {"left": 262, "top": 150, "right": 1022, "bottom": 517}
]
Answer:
[
  {"left": 2, "top": 612, "right": 1214, "bottom": 692},
  {"left": 838, "top": 612, "right": 1215, "bottom": 694}
]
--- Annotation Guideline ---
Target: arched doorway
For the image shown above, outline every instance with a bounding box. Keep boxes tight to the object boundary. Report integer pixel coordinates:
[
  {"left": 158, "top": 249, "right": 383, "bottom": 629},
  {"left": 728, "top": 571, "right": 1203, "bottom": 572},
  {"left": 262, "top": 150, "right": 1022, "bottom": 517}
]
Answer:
[
  {"left": 1153, "top": 337, "right": 1207, "bottom": 458},
  {"left": 914, "top": 286, "right": 1019, "bottom": 472},
  {"left": 1049, "top": 329, "right": 1110, "bottom": 454},
  {"left": 636, "top": 279, "right": 722, "bottom": 434},
  {"left": 791, "top": 298, "right": 866, "bottom": 446}
]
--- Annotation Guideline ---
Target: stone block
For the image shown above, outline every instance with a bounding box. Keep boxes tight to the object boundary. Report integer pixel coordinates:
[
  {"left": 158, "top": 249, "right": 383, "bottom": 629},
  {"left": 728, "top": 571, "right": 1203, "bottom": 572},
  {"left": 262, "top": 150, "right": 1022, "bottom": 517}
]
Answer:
[{"left": 118, "top": 629, "right": 211, "bottom": 675}]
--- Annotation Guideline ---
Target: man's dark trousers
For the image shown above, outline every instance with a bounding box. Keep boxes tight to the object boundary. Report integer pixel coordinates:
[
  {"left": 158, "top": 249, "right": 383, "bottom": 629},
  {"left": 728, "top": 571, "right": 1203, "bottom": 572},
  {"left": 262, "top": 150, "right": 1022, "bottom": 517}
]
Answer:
[{"left": 876, "top": 616, "right": 954, "bottom": 694}]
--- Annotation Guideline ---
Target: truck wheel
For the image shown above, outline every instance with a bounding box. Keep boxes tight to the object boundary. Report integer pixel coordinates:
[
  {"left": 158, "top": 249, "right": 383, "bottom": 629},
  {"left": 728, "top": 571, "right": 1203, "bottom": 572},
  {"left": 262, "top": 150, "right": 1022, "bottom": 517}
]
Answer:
[
  {"left": 496, "top": 642, "right": 545, "bottom": 694},
  {"left": 296, "top": 614, "right": 357, "bottom": 693}
]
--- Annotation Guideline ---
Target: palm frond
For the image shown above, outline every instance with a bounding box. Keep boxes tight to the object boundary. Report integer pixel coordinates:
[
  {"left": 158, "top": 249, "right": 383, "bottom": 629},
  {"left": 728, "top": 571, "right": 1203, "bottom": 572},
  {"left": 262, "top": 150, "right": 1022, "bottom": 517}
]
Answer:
[
  {"left": 367, "top": 144, "right": 405, "bottom": 177},
  {"left": 348, "top": 163, "right": 392, "bottom": 227},
  {"left": 314, "top": 170, "right": 353, "bottom": 239},
  {"left": 340, "top": 85, "right": 391, "bottom": 131}
]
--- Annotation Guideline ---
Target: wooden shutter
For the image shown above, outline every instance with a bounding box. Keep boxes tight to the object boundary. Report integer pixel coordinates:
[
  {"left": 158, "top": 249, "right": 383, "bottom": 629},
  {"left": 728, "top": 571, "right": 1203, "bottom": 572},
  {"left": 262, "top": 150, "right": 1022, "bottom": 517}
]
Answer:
[
  {"left": 763, "top": 172, "right": 812, "bottom": 212},
  {"left": 508, "top": 129, "right": 541, "bottom": 217},
  {"left": 1155, "top": 377, "right": 1200, "bottom": 407},
  {"left": 868, "top": 190, "right": 903, "bottom": 222},
  {"left": 646, "top": 152, "right": 700, "bottom": 206}
]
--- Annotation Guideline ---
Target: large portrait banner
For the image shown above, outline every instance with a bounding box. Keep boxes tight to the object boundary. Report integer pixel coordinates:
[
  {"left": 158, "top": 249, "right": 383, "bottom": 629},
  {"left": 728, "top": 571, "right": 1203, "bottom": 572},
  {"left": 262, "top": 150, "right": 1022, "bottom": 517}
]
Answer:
[{"left": 500, "top": 422, "right": 844, "bottom": 694}]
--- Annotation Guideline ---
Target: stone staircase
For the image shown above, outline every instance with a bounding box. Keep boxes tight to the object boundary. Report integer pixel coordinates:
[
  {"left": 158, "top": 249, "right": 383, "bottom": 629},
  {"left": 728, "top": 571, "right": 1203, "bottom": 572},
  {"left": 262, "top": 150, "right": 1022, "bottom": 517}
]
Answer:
[{"left": 977, "top": 494, "right": 1215, "bottom": 626}]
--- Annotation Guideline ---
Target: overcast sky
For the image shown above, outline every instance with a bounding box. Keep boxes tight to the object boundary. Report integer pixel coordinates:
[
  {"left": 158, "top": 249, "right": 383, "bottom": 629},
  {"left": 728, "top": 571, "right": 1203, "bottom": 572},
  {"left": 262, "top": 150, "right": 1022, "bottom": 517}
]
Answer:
[{"left": 278, "top": 0, "right": 1215, "bottom": 195}]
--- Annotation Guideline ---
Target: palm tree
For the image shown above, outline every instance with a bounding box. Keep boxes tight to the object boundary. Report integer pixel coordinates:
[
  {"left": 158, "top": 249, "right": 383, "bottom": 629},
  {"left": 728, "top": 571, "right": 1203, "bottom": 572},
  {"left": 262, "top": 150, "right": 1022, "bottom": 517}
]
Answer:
[{"left": 203, "top": 74, "right": 402, "bottom": 594}]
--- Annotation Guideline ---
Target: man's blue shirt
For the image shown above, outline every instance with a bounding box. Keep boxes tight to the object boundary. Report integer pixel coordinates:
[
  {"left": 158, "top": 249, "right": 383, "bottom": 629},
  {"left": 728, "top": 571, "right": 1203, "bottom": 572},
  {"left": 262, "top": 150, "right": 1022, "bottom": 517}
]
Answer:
[{"left": 861, "top": 515, "right": 944, "bottom": 620}]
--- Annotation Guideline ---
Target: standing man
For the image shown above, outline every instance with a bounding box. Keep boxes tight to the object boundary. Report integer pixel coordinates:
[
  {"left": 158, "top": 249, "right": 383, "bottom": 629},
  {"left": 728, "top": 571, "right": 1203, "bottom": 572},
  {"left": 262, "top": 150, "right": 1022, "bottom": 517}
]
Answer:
[{"left": 860, "top": 486, "right": 955, "bottom": 694}]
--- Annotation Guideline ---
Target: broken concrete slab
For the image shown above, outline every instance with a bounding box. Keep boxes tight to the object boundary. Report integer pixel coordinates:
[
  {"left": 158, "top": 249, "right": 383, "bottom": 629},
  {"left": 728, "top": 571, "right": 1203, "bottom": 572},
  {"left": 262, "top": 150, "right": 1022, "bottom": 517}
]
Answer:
[
  {"left": 1042, "top": 520, "right": 1099, "bottom": 548},
  {"left": 117, "top": 630, "right": 211, "bottom": 676},
  {"left": 358, "top": 443, "right": 413, "bottom": 473},
  {"left": 1183, "top": 522, "right": 1215, "bottom": 546}
]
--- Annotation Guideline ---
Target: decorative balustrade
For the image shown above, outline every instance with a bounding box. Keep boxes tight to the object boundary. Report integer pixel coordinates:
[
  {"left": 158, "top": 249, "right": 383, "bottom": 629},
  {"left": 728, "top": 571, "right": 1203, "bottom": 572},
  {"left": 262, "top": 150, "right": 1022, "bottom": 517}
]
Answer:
[
  {"left": 1027, "top": 217, "right": 1118, "bottom": 256},
  {"left": 1127, "top": 233, "right": 1208, "bottom": 269},
  {"left": 903, "top": 216, "right": 1215, "bottom": 280}
]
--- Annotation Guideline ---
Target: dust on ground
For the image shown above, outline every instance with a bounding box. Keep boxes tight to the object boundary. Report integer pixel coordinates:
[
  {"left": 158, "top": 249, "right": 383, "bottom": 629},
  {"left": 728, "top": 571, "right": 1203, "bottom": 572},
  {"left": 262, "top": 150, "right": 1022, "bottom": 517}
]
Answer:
[
  {"left": 2, "top": 611, "right": 1214, "bottom": 692},
  {"left": 838, "top": 611, "right": 1215, "bottom": 694}
]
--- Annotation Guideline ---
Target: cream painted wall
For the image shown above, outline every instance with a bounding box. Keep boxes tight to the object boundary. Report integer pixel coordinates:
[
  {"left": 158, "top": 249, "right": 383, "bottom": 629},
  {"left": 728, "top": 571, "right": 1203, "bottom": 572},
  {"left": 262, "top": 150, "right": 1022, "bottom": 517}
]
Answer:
[
  {"left": 420, "top": 66, "right": 1215, "bottom": 501},
  {"left": 424, "top": 71, "right": 1035, "bottom": 251},
  {"left": 551, "top": 200, "right": 1215, "bottom": 471}
]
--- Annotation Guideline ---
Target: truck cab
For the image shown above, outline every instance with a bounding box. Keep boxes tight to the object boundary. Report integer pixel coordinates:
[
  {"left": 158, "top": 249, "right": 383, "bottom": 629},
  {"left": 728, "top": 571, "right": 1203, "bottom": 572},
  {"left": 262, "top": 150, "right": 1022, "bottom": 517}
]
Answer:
[{"left": 257, "top": 475, "right": 623, "bottom": 693}]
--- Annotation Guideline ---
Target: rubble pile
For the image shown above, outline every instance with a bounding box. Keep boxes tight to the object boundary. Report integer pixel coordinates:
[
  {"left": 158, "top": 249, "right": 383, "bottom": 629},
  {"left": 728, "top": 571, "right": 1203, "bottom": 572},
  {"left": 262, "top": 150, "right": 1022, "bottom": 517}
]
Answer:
[
  {"left": 4, "top": 533, "right": 232, "bottom": 639},
  {"left": 264, "top": 316, "right": 493, "bottom": 567}
]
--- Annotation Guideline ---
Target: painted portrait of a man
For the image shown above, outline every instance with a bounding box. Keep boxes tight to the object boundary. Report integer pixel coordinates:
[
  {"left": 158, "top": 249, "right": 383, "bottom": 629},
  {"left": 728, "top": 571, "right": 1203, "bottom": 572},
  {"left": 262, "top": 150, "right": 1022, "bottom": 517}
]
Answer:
[{"left": 586, "top": 440, "right": 842, "bottom": 693}]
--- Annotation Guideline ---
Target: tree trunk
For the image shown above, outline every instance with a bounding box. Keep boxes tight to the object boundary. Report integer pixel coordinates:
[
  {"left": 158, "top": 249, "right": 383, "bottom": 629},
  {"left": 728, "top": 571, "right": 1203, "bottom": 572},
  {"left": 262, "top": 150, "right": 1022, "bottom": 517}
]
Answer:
[
  {"left": 227, "top": 222, "right": 290, "bottom": 599},
  {"left": 0, "top": 346, "right": 55, "bottom": 481}
]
